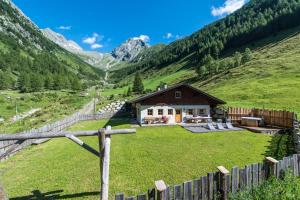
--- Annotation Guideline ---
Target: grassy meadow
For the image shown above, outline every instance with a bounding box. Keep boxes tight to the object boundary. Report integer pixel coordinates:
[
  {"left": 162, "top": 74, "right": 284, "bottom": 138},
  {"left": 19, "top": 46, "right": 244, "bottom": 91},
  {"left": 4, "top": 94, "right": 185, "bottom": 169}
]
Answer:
[
  {"left": 0, "top": 90, "right": 92, "bottom": 133},
  {"left": 199, "top": 29, "right": 300, "bottom": 114},
  {"left": 0, "top": 118, "right": 273, "bottom": 199}
]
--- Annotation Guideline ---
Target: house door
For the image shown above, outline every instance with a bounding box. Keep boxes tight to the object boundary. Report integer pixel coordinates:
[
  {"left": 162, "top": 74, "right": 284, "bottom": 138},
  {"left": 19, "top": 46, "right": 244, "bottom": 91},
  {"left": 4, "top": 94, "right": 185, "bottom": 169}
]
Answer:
[{"left": 175, "top": 109, "right": 182, "bottom": 123}]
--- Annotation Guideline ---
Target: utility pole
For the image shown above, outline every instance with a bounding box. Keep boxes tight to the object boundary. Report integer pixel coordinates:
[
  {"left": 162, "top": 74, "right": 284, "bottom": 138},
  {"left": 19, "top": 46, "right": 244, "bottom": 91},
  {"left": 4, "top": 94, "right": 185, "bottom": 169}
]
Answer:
[{"left": 15, "top": 98, "right": 18, "bottom": 117}]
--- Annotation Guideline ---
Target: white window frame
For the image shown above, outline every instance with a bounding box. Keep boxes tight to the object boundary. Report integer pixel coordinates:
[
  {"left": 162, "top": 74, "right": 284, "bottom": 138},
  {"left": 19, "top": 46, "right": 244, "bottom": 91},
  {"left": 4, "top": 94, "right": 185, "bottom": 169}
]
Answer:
[
  {"left": 158, "top": 109, "right": 164, "bottom": 116},
  {"left": 147, "top": 109, "right": 153, "bottom": 116}
]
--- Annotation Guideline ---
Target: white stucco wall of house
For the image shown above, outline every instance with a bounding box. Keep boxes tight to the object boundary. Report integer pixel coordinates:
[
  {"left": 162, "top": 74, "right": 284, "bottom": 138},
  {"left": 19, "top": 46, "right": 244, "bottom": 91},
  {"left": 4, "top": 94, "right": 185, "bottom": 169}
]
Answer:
[{"left": 137, "top": 105, "right": 211, "bottom": 124}]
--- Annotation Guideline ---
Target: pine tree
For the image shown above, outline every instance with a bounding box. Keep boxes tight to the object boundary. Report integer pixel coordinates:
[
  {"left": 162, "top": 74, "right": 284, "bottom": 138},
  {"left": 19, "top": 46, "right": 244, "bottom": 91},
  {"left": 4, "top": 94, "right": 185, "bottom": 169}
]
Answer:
[
  {"left": 242, "top": 48, "right": 253, "bottom": 63},
  {"left": 132, "top": 73, "right": 144, "bottom": 94},
  {"left": 71, "top": 78, "right": 82, "bottom": 91},
  {"left": 233, "top": 51, "right": 242, "bottom": 68},
  {"left": 127, "top": 87, "right": 132, "bottom": 96},
  {"left": 31, "top": 74, "right": 43, "bottom": 92},
  {"left": 44, "top": 75, "right": 54, "bottom": 90},
  {"left": 18, "top": 73, "right": 31, "bottom": 93},
  {"left": 196, "top": 65, "right": 208, "bottom": 79}
]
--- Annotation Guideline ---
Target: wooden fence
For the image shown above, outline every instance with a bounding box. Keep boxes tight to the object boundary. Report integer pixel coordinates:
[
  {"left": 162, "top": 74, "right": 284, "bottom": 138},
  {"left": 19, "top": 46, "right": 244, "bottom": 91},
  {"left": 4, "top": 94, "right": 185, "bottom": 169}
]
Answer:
[
  {"left": 0, "top": 112, "right": 114, "bottom": 161},
  {"left": 227, "top": 107, "right": 295, "bottom": 128},
  {"left": 115, "top": 154, "right": 300, "bottom": 200},
  {"left": 0, "top": 183, "right": 7, "bottom": 200}
]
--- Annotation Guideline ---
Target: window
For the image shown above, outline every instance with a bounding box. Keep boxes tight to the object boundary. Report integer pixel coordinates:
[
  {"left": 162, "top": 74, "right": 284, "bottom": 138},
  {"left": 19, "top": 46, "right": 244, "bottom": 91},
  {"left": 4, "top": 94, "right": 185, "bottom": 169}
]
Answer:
[
  {"left": 176, "top": 109, "right": 181, "bottom": 115},
  {"left": 188, "top": 109, "right": 193, "bottom": 115},
  {"left": 147, "top": 109, "right": 153, "bottom": 116},
  {"left": 168, "top": 109, "right": 173, "bottom": 115},
  {"left": 198, "top": 109, "right": 207, "bottom": 115},
  {"left": 158, "top": 109, "right": 164, "bottom": 115},
  {"left": 175, "top": 91, "right": 182, "bottom": 99}
]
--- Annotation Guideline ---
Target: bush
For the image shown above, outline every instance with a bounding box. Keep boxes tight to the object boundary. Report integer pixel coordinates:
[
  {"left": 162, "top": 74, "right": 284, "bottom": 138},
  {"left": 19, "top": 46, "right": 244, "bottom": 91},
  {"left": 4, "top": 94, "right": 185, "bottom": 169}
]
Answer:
[{"left": 230, "top": 172, "right": 300, "bottom": 200}]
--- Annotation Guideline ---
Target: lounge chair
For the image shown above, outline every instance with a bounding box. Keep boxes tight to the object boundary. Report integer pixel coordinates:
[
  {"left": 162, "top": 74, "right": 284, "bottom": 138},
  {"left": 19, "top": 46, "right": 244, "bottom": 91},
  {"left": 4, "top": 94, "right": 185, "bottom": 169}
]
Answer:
[
  {"left": 225, "top": 119, "right": 234, "bottom": 129},
  {"left": 216, "top": 119, "right": 225, "bottom": 130},
  {"left": 207, "top": 120, "right": 216, "bottom": 130}
]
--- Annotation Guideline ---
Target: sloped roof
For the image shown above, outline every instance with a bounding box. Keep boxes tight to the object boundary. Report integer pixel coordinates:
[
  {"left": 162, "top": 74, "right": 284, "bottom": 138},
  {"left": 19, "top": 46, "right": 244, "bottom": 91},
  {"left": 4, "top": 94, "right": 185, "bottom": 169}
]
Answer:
[{"left": 129, "top": 83, "right": 226, "bottom": 104}]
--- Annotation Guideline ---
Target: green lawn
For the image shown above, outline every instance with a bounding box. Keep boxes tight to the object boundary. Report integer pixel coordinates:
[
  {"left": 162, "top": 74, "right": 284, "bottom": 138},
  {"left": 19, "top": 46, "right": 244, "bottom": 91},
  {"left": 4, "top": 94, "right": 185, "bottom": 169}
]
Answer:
[{"left": 0, "top": 118, "right": 272, "bottom": 199}]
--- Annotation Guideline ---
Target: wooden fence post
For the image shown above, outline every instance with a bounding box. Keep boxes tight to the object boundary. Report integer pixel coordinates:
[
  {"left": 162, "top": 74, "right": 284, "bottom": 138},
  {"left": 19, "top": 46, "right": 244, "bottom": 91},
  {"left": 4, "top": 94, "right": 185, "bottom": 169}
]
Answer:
[
  {"left": 231, "top": 166, "right": 239, "bottom": 194},
  {"left": 116, "top": 193, "right": 125, "bottom": 200},
  {"left": 147, "top": 188, "right": 156, "bottom": 200},
  {"left": 183, "top": 181, "right": 193, "bottom": 200},
  {"left": 99, "top": 126, "right": 112, "bottom": 200},
  {"left": 217, "top": 166, "right": 230, "bottom": 200},
  {"left": 155, "top": 180, "right": 167, "bottom": 200},
  {"left": 266, "top": 157, "right": 279, "bottom": 178}
]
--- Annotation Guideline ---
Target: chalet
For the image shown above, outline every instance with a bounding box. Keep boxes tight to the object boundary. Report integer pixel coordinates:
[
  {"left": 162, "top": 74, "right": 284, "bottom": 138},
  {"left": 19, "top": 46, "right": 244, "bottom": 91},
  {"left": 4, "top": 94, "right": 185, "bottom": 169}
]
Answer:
[{"left": 130, "top": 83, "right": 226, "bottom": 125}]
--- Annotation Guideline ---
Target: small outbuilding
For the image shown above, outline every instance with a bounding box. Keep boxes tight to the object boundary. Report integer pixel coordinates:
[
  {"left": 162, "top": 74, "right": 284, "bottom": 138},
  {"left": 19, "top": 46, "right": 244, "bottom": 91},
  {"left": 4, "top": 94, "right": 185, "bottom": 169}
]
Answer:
[{"left": 129, "top": 83, "right": 226, "bottom": 125}]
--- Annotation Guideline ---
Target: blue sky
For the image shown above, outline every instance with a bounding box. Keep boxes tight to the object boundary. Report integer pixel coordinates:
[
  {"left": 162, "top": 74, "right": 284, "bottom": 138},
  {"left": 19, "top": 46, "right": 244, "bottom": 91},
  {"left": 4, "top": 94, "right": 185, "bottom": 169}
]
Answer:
[{"left": 13, "top": 0, "right": 248, "bottom": 53}]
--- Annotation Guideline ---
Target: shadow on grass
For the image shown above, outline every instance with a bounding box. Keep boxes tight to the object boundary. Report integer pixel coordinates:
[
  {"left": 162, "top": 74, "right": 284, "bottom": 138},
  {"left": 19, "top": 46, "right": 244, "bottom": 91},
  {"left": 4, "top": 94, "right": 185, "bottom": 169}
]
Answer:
[
  {"left": 10, "top": 190, "right": 100, "bottom": 200},
  {"left": 264, "top": 129, "right": 295, "bottom": 160},
  {"left": 103, "top": 115, "right": 132, "bottom": 128}
]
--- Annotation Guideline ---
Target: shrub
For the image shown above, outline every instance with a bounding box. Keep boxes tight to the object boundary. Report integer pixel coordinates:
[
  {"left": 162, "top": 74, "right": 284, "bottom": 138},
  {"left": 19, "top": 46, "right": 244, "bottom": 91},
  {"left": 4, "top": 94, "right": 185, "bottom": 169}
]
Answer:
[{"left": 230, "top": 172, "right": 300, "bottom": 200}]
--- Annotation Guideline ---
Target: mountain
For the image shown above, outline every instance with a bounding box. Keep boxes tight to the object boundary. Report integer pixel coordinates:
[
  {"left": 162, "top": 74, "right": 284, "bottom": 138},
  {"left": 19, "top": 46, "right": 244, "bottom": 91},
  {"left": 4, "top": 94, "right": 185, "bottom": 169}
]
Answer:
[
  {"left": 0, "top": 0, "right": 104, "bottom": 92},
  {"left": 132, "top": 44, "right": 166, "bottom": 62},
  {"left": 42, "top": 28, "right": 83, "bottom": 53},
  {"left": 112, "top": 37, "right": 150, "bottom": 61},
  {"left": 110, "top": 0, "right": 300, "bottom": 82},
  {"left": 42, "top": 28, "right": 117, "bottom": 70}
]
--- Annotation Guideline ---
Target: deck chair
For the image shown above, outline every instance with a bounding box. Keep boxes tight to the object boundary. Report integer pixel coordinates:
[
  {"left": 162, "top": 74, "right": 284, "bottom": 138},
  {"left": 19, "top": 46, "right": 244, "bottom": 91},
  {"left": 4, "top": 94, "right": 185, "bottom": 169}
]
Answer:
[
  {"left": 207, "top": 120, "right": 216, "bottom": 130},
  {"left": 216, "top": 119, "right": 225, "bottom": 130},
  {"left": 225, "top": 119, "right": 234, "bottom": 129}
]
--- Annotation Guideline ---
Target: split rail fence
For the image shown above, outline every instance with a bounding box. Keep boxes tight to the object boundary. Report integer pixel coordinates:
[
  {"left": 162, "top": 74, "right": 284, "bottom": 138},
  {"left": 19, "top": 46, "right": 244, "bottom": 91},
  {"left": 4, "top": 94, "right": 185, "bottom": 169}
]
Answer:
[
  {"left": 227, "top": 107, "right": 295, "bottom": 128},
  {"left": 116, "top": 154, "right": 300, "bottom": 200},
  {"left": 0, "top": 112, "right": 114, "bottom": 161}
]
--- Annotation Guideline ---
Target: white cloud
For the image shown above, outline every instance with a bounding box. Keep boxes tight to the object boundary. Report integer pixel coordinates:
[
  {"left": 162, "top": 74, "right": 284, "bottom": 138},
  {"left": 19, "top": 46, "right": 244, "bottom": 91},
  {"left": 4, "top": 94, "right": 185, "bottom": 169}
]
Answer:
[
  {"left": 212, "top": 0, "right": 247, "bottom": 17},
  {"left": 175, "top": 35, "right": 182, "bottom": 39},
  {"left": 164, "top": 33, "right": 173, "bottom": 39},
  {"left": 133, "top": 35, "right": 150, "bottom": 42},
  {"left": 58, "top": 25, "right": 72, "bottom": 30},
  {"left": 91, "top": 43, "right": 103, "bottom": 49},
  {"left": 82, "top": 33, "right": 105, "bottom": 50},
  {"left": 82, "top": 33, "right": 104, "bottom": 45}
]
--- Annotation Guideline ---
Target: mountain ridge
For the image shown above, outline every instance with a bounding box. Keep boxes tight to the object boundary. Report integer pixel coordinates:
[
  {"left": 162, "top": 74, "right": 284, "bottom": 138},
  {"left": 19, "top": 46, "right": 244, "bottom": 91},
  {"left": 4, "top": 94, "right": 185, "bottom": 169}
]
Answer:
[
  {"left": 0, "top": 0, "right": 104, "bottom": 91},
  {"left": 42, "top": 28, "right": 117, "bottom": 70}
]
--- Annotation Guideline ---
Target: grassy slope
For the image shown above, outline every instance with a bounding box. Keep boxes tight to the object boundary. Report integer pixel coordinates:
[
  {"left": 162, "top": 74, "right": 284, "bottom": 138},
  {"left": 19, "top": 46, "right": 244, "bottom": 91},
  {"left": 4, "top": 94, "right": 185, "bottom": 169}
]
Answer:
[
  {"left": 198, "top": 27, "right": 300, "bottom": 114},
  {"left": 0, "top": 119, "right": 271, "bottom": 199},
  {"left": 0, "top": 90, "right": 92, "bottom": 133},
  {"left": 107, "top": 26, "right": 300, "bottom": 114}
]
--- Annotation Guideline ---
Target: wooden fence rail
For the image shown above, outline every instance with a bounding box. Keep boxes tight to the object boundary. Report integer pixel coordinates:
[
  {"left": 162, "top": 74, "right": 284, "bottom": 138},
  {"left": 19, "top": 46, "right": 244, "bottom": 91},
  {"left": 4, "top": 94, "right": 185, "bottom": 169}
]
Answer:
[
  {"left": 0, "top": 113, "right": 114, "bottom": 161},
  {"left": 227, "top": 107, "right": 295, "bottom": 128},
  {"left": 116, "top": 154, "right": 300, "bottom": 200}
]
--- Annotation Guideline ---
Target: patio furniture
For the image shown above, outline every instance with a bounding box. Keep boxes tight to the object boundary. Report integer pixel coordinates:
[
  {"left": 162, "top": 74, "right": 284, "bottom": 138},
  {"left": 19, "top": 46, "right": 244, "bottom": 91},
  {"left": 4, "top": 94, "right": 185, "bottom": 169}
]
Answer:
[
  {"left": 241, "top": 117, "right": 262, "bottom": 127},
  {"left": 207, "top": 120, "right": 216, "bottom": 130},
  {"left": 186, "top": 115, "right": 212, "bottom": 123},
  {"left": 144, "top": 117, "right": 157, "bottom": 124},
  {"left": 225, "top": 119, "right": 234, "bottom": 129},
  {"left": 216, "top": 119, "right": 225, "bottom": 130}
]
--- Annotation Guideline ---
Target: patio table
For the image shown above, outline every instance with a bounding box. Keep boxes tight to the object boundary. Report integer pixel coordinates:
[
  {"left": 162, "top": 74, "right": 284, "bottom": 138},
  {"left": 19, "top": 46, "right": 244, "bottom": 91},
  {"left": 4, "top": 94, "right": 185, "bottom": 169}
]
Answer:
[{"left": 186, "top": 116, "right": 212, "bottom": 123}]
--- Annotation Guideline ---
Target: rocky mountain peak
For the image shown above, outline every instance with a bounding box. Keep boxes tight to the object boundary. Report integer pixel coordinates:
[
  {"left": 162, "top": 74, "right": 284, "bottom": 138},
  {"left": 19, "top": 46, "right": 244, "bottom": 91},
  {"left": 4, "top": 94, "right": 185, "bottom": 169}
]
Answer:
[
  {"left": 42, "top": 28, "right": 83, "bottom": 53},
  {"left": 112, "top": 37, "right": 150, "bottom": 61}
]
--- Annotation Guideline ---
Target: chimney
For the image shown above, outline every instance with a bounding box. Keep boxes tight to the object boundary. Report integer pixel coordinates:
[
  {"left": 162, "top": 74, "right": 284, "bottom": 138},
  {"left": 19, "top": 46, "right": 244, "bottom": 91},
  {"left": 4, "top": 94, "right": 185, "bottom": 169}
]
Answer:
[
  {"left": 164, "top": 84, "right": 168, "bottom": 89},
  {"left": 157, "top": 87, "right": 161, "bottom": 91}
]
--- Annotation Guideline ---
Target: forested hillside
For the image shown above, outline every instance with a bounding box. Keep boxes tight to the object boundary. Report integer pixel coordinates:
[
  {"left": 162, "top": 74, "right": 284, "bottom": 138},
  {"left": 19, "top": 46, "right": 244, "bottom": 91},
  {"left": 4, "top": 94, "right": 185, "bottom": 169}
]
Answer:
[
  {"left": 110, "top": 0, "right": 300, "bottom": 81},
  {"left": 0, "top": 0, "right": 104, "bottom": 92}
]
